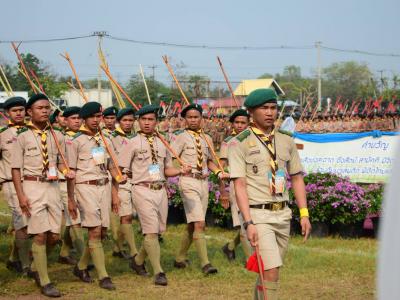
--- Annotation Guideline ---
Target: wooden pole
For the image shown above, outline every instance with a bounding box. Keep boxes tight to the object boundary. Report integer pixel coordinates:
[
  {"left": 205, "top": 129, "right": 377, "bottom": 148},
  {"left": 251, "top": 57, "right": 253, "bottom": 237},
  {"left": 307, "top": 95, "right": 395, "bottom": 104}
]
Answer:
[
  {"left": 255, "top": 245, "right": 267, "bottom": 300},
  {"left": 139, "top": 64, "right": 152, "bottom": 105},
  {"left": 60, "top": 52, "right": 88, "bottom": 102},
  {"left": 0, "top": 64, "right": 14, "bottom": 96},
  {"left": 200, "top": 130, "right": 224, "bottom": 172},
  {"left": 162, "top": 55, "right": 190, "bottom": 105},
  {"left": 100, "top": 65, "right": 139, "bottom": 110},
  {"left": 216, "top": 56, "right": 240, "bottom": 108},
  {"left": 156, "top": 131, "right": 185, "bottom": 166},
  {"left": 11, "top": 42, "right": 38, "bottom": 93}
]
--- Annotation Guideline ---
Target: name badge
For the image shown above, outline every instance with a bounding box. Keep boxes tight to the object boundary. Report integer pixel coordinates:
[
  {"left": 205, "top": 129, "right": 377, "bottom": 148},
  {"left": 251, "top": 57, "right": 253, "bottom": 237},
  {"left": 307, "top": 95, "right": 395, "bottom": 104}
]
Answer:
[
  {"left": 47, "top": 164, "right": 58, "bottom": 180},
  {"left": 91, "top": 147, "right": 105, "bottom": 165},
  {"left": 267, "top": 169, "right": 286, "bottom": 194},
  {"left": 148, "top": 164, "right": 161, "bottom": 181},
  {"left": 202, "top": 167, "right": 209, "bottom": 176}
]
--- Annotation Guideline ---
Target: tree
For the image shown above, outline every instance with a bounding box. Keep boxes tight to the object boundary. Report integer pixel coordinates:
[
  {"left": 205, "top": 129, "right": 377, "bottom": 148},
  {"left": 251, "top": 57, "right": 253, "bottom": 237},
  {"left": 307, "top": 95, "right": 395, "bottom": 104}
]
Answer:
[
  {"left": 322, "top": 61, "right": 376, "bottom": 101},
  {"left": 125, "top": 75, "right": 170, "bottom": 106}
]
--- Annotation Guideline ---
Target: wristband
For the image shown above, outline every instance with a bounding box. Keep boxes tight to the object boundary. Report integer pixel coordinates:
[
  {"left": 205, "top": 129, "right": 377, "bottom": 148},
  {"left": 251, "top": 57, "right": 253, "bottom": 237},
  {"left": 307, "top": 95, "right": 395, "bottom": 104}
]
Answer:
[
  {"left": 299, "top": 207, "right": 309, "bottom": 218},
  {"left": 62, "top": 168, "right": 68, "bottom": 176},
  {"left": 215, "top": 169, "right": 222, "bottom": 176},
  {"left": 243, "top": 220, "right": 254, "bottom": 230}
]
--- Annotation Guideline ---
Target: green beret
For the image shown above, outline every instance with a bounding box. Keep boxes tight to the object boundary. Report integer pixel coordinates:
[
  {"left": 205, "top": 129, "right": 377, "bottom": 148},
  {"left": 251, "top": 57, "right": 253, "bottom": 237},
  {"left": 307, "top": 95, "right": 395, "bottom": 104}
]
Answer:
[
  {"left": 136, "top": 104, "right": 160, "bottom": 117},
  {"left": 63, "top": 106, "right": 81, "bottom": 118},
  {"left": 229, "top": 109, "right": 249, "bottom": 123},
  {"left": 50, "top": 109, "right": 60, "bottom": 124},
  {"left": 244, "top": 88, "right": 278, "bottom": 109},
  {"left": 117, "top": 107, "right": 135, "bottom": 121},
  {"left": 80, "top": 102, "right": 102, "bottom": 119},
  {"left": 4, "top": 96, "right": 26, "bottom": 110},
  {"left": 181, "top": 103, "right": 203, "bottom": 118},
  {"left": 102, "top": 106, "right": 118, "bottom": 117},
  {"left": 27, "top": 93, "right": 49, "bottom": 108}
]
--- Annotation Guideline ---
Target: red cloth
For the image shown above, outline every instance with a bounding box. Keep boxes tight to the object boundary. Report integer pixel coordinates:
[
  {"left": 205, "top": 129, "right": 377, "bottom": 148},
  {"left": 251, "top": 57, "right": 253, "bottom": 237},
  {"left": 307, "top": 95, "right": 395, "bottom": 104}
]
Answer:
[{"left": 246, "top": 251, "right": 264, "bottom": 273}]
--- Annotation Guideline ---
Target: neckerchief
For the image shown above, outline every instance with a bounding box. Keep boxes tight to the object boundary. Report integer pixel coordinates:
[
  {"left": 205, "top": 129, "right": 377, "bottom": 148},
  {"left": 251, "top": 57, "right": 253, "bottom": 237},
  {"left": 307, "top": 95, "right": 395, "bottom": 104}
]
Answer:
[
  {"left": 139, "top": 131, "right": 157, "bottom": 164},
  {"left": 26, "top": 121, "right": 50, "bottom": 175},
  {"left": 250, "top": 126, "right": 278, "bottom": 194},
  {"left": 186, "top": 128, "right": 203, "bottom": 172}
]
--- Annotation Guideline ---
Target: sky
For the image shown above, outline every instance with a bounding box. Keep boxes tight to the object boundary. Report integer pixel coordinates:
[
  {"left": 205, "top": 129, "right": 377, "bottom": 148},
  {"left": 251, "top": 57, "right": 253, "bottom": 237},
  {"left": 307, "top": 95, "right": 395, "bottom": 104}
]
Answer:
[{"left": 0, "top": 0, "right": 399, "bottom": 87}]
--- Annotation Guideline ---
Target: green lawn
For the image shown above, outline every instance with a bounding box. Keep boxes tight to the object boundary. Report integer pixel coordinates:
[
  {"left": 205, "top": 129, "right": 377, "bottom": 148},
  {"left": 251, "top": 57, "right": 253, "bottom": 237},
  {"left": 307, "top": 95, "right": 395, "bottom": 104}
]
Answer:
[{"left": 0, "top": 199, "right": 376, "bottom": 300}]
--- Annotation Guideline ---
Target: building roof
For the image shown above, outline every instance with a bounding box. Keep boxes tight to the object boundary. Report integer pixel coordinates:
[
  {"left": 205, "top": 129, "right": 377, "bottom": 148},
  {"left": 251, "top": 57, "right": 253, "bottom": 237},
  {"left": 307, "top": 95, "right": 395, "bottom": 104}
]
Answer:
[{"left": 233, "top": 79, "right": 285, "bottom": 97}]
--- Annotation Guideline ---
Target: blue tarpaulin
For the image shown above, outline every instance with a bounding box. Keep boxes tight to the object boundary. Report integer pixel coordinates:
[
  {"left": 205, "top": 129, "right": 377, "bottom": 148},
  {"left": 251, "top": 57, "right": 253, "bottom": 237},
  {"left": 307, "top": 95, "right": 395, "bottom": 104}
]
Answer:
[{"left": 293, "top": 130, "right": 400, "bottom": 143}]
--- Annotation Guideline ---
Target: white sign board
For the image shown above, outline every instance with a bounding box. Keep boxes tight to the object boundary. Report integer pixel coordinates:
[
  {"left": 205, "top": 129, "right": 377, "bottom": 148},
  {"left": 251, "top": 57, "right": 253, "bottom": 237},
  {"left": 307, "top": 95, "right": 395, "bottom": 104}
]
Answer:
[
  {"left": 295, "top": 135, "right": 400, "bottom": 183},
  {"left": 0, "top": 91, "right": 28, "bottom": 104}
]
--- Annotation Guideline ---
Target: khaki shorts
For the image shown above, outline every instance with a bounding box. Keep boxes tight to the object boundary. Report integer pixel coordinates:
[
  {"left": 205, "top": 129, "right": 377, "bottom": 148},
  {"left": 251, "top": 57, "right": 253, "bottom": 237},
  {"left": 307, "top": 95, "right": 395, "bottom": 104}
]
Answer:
[
  {"left": 250, "top": 206, "right": 292, "bottom": 270},
  {"left": 179, "top": 176, "right": 209, "bottom": 223},
  {"left": 59, "top": 181, "right": 81, "bottom": 226},
  {"left": 118, "top": 181, "right": 133, "bottom": 217},
  {"left": 3, "top": 181, "right": 28, "bottom": 231},
  {"left": 75, "top": 183, "right": 111, "bottom": 228},
  {"left": 229, "top": 181, "right": 241, "bottom": 227},
  {"left": 132, "top": 185, "right": 168, "bottom": 234},
  {"left": 23, "top": 181, "right": 62, "bottom": 235}
]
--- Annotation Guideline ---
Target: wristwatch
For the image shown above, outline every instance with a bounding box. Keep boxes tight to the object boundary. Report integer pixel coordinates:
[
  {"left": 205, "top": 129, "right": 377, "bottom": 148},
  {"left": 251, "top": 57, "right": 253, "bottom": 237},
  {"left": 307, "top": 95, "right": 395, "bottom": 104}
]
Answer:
[{"left": 243, "top": 220, "right": 254, "bottom": 230}]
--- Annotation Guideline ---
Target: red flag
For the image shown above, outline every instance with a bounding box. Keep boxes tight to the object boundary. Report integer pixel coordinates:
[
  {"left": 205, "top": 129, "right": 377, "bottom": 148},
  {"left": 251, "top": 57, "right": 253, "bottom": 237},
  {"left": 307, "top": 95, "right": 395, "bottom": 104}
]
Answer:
[{"left": 246, "top": 251, "right": 264, "bottom": 273}]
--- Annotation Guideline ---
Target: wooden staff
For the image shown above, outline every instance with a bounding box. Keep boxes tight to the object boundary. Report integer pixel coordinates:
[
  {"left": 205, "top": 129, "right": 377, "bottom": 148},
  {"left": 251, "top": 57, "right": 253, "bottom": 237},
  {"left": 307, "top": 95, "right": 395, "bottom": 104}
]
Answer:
[
  {"left": 48, "top": 125, "right": 70, "bottom": 173},
  {"left": 139, "top": 64, "right": 152, "bottom": 104},
  {"left": 162, "top": 55, "right": 190, "bottom": 105},
  {"left": 0, "top": 64, "right": 13, "bottom": 96},
  {"left": 11, "top": 42, "right": 39, "bottom": 93},
  {"left": 60, "top": 52, "right": 88, "bottom": 102},
  {"left": 30, "top": 69, "right": 45, "bottom": 95},
  {"left": 255, "top": 245, "right": 267, "bottom": 300},
  {"left": 155, "top": 131, "right": 185, "bottom": 166},
  {"left": 216, "top": 56, "right": 240, "bottom": 108},
  {"left": 278, "top": 100, "right": 286, "bottom": 121},
  {"left": 0, "top": 111, "right": 10, "bottom": 121},
  {"left": 299, "top": 98, "right": 311, "bottom": 121},
  {"left": 310, "top": 100, "right": 320, "bottom": 121},
  {"left": 62, "top": 55, "right": 124, "bottom": 181},
  {"left": 100, "top": 65, "right": 139, "bottom": 110},
  {"left": 200, "top": 130, "right": 225, "bottom": 172}
]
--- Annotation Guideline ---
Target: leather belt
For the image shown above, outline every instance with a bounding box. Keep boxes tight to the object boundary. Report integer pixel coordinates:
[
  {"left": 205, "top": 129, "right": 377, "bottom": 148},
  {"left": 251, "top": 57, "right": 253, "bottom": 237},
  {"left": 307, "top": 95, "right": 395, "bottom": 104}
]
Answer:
[
  {"left": 135, "top": 181, "right": 165, "bottom": 190},
  {"left": 77, "top": 178, "right": 109, "bottom": 186},
  {"left": 125, "top": 172, "right": 133, "bottom": 179},
  {"left": 249, "top": 201, "right": 289, "bottom": 211},
  {"left": 183, "top": 173, "right": 207, "bottom": 180},
  {"left": 3, "top": 179, "right": 13, "bottom": 183},
  {"left": 23, "top": 175, "right": 58, "bottom": 183},
  {"left": 59, "top": 179, "right": 67, "bottom": 182}
]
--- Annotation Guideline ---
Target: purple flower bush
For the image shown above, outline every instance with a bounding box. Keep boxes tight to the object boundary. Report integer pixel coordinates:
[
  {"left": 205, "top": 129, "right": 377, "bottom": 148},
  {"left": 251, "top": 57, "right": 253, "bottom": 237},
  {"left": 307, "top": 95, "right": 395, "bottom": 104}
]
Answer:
[
  {"left": 291, "top": 173, "right": 370, "bottom": 224},
  {"left": 362, "top": 183, "right": 384, "bottom": 215}
]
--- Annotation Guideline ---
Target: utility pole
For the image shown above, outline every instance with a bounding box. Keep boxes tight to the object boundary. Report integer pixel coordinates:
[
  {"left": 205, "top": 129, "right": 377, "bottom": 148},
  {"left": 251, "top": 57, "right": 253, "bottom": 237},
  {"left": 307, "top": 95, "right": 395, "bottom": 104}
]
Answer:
[
  {"left": 94, "top": 31, "right": 107, "bottom": 101},
  {"left": 316, "top": 41, "right": 322, "bottom": 110}
]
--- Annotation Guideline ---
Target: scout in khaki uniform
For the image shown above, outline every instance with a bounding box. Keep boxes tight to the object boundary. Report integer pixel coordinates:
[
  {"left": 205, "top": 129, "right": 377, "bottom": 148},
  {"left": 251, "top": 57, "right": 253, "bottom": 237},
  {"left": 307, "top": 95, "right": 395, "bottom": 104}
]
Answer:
[
  {"left": 101, "top": 106, "right": 126, "bottom": 258},
  {"left": 0, "top": 97, "right": 30, "bottom": 274},
  {"left": 171, "top": 103, "right": 229, "bottom": 274},
  {"left": 57, "top": 107, "right": 85, "bottom": 265},
  {"left": 12, "top": 93, "right": 74, "bottom": 297},
  {"left": 109, "top": 107, "right": 138, "bottom": 260},
  {"left": 119, "top": 104, "right": 191, "bottom": 285},
  {"left": 219, "top": 109, "right": 252, "bottom": 261},
  {"left": 66, "top": 102, "right": 120, "bottom": 290},
  {"left": 228, "top": 89, "right": 312, "bottom": 300}
]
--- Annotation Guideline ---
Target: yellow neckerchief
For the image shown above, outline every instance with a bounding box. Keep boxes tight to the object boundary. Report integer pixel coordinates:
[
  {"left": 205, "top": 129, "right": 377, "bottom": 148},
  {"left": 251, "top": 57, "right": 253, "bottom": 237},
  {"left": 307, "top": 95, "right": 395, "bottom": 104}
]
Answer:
[
  {"left": 138, "top": 131, "right": 157, "bottom": 164},
  {"left": 26, "top": 121, "right": 49, "bottom": 134},
  {"left": 231, "top": 128, "right": 237, "bottom": 136},
  {"left": 65, "top": 128, "right": 77, "bottom": 137},
  {"left": 186, "top": 128, "right": 202, "bottom": 136},
  {"left": 185, "top": 128, "right": 204, "bottom": 172},
  {"left": 8, "top": 120, "right": 25, "bottom": 130},
  {"left": 79, "top": 124, "right": 101, "bottom": 144}
]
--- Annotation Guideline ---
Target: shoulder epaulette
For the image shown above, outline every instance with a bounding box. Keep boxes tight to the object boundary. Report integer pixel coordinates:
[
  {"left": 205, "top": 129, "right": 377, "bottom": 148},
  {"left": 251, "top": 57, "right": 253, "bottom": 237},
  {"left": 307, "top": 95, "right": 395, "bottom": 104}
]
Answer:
[
  {"left": 72, "top": 132, "right": 83, "bottom": 140},
  {"left": 157, "top": 131, "right": 167, "bottom": 138},
  {"left": 52, "top": 126, "right": 63, "bottom": 132},
  {"left": 17, "top": 127, "right": 28, "bottom": 135},
  {"left": 111, "top": 131, "right": 118, "bottom": 137},
  {"left": 236, "top": 129, "right": 251, "bottom": 142},
  {"left": 278, "top": 129, "right": 293, "bottom": 137},
  {"left": 128, "top": 132, "right": 137, "bottom": 139},
  {"left": 0, "top": 127, "right": 8, "bottom": 134},
  {"left": 173, "top": 129, "right": 184, "bottom": 135},
  {"left": 224, "top": 135, "right": 234, "bottom": 143}
]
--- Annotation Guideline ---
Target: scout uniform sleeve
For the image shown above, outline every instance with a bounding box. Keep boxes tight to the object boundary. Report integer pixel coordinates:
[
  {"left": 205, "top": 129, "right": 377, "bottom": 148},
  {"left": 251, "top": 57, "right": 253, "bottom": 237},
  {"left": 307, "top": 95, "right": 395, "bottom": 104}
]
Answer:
[
  {"left": 66, "top": 138, "right": 79, "bottom": 169},
  {"left": 11, "top": 134, "right": 25, "bottom": 169},
  {"left": 227, "top": 139, "right": 246, "bottom": 178},
  {"left": 205, "top": 134, "right": 214, "bottom": 161},
  {"left": 164, "top": 147, "right": 174, "bottom": 168},
  {"left": 287, "top": 138, "right": 304, "bottom": 175}
]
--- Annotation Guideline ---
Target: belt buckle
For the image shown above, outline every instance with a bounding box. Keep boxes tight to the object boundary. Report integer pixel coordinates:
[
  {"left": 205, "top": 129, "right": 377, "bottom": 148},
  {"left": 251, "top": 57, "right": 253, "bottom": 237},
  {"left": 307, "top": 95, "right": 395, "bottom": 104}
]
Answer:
[
  {"left": 97, "top": 178, "right": 106, "bottom": 185},
  {"left": 272, "top": 202, "right": 281, "bottom": 211}
]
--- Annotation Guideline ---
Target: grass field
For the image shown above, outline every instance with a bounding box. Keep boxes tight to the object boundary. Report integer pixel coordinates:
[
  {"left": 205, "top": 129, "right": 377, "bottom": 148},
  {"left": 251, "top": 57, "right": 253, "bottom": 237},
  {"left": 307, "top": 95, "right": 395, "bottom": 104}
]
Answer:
[{"left": 0, "top": 200, "right": 376, "bottom": 300}]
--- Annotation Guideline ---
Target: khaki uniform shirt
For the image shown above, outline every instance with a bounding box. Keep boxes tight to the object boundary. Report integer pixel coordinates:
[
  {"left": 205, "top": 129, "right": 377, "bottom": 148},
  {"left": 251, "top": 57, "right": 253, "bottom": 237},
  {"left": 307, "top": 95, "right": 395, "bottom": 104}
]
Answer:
[
  {"left": 66, "top": 131, "right": 112, "bottom": 183},
  {"left": 170, "top": 129, "right": 212, "bottom": 174},
  {"left": 0, "top": 126, "right": 19, "bottom": 181},
  {"left": 118, "top": 133, "right": 173, "bottom": 184},
  {"left": 12, "top": 126, "right": 63, "bottom": 177},
  {"left": 228, "top": 128, "right": 303, "bottom": 205}
]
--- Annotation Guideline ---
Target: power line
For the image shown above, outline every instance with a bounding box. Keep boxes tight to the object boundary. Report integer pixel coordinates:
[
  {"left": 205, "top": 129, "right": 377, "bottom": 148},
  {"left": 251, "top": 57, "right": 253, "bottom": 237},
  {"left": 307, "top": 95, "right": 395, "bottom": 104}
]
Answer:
[{"left": 1, "top": 32, "right": 400, "bottom": 57}]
